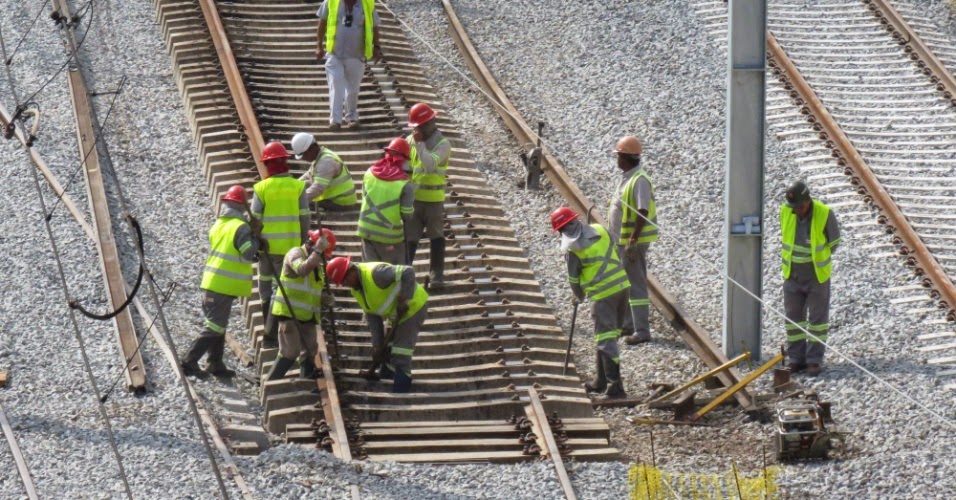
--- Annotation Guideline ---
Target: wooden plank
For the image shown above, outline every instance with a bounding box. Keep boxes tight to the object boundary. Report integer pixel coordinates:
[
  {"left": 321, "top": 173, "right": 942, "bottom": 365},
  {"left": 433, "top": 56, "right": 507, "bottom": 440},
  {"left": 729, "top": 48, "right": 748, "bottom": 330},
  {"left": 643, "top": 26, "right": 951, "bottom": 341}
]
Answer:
[
  {"left": 526, "top": 388, "right": 577, "bottom": 500},
  {"left": 0, "top": 402, "right": 38, "bottom": 500},
  {"left": 0, "top": 371, "right": 7, "bottom": 388}
]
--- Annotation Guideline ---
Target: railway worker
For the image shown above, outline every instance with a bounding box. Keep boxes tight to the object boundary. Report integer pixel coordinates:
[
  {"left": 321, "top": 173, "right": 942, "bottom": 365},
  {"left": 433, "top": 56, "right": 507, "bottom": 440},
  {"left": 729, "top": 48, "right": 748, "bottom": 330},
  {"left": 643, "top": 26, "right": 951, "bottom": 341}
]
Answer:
[
  {"left": 357, "top": 138, "right": 415, "bottom": 265},
  {"left": 608, "top": 135, "right": 657, "bottom": 345},
  {"left": 404, "top": 103, "right": 451, "bottom": 287},
  {"left": 251, "top": 142, "right": 311, "bottom": 345},
  {"left": 315, "top": 0, "right": 381, "bottom": 129},
  {"left": 265, "top": 229, "right": 337, "bottom": 381},
  {"left": 182, "top": 185, "right": 263, "bottom": 379},
  {"left": 325, "top": 256, "right": 428, "bottom": 393},
  {"left": 551, "top": 207, "right": 629, "bottom": 399},
  {"left": 780, "top": 181, "right": 841, "bottom": 376},
  {"left": 292, "top": 132, "right": 358, "bottom": 212}
]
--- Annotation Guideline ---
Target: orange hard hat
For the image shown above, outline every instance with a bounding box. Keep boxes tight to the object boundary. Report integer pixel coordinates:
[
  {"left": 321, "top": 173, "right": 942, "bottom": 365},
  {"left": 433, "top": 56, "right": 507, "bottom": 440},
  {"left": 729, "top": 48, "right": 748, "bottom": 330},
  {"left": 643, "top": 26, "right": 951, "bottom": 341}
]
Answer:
[
  {"left": 407, "top": 103, "right": 437, "bottom": 127},
  {"left": 221, "top": 185, "right": 247, "bottom": 204},
  {"left": 550, "top": 207, "right": 579, "bottom": 232},
  {"left": 615, "top": 136, "right": 643, "bottom": 156},
  {"left": 384, "top": 137, "right": 411, "bottom": 158},
  {"left": 308, "top": 228, "right": 337, "bottom": 258},
  {"left": 325, "top": 256, "right": 352, "bottom": 285}
]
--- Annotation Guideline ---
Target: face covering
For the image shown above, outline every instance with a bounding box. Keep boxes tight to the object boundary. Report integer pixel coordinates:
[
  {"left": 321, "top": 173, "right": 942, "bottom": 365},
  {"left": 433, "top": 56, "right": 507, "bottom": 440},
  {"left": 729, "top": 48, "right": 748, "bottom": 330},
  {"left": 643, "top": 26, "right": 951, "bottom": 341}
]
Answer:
[{"left": 560, "top": 221, "right": 583, "bottom": 252}]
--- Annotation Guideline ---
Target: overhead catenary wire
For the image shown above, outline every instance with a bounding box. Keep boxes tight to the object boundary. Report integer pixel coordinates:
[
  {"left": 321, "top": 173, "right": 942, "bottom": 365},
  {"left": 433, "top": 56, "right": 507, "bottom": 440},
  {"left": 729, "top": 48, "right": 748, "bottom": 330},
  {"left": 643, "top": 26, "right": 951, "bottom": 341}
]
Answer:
[{"left": 383, "top": 2, "right": 956, "bottom": 432}]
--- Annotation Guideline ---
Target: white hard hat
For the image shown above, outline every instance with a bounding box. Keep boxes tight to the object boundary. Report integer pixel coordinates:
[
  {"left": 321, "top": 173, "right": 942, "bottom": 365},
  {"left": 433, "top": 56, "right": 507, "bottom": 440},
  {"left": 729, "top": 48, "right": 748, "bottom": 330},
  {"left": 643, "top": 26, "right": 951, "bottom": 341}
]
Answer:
[{"left": 291, "top": 133, "right": 316, "bottom": 159}]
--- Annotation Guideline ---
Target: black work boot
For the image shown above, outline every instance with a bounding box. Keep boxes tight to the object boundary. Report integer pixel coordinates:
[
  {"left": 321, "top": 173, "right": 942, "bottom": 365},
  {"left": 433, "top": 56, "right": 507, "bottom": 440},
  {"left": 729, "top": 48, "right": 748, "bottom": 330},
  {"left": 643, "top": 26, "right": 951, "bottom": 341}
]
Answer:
[
  {"left": 406, "top": 241, "right": 419, "bottom": 264},
  {"left": 428, "top": 237, "right": 446, "bottom": 287},
  {"left": 379, "top": 363, "right": 395, "bottom": 380},
  {"left": 262, "top": 310, "right": 279, "bottom": 349},
  {"left": 266, "top": 356, "right": 296, "bottom": 381},
  {"left": 584, "top": 352, "right": 607, "bottom": 394},
  {"left": 392, "top": 368, "right": 412, "bottom": 393},
  {"left": 181, "top": 337, "right": 213, "bottom": 379},
  {"left": 595, "top": 356, "right": 626, "bottom": 400},
  {"left": 204, "top": 336, "right": 236, "bottom": 378},
  {"left": 299, "top": 354, "right": 317, "bottom": 380}
]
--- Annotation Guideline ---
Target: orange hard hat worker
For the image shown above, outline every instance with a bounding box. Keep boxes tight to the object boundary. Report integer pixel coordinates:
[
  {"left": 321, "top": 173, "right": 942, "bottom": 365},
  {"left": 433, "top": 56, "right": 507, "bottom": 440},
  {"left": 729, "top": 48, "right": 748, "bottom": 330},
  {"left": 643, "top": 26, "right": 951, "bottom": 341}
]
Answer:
[
  {"left": 407, "top": 103, "right": 437, "bottom": 127},
  {"left": 221, "top": 185, "right": 247, "bottom": 205},
  {"left": 550, "top": 207, "right": 579, "bottom": 232},
  {"left": 307, "top": 228, "right": 337, "bottom": 258},
  {"left": 261, "top": 141, "right": 291, "bottom": 176},
  {"left": 384, "top": 137, "right": 411, "bottom": 158},
  {"left": 325, "top": 256, "right": 352, "bottom": 286},
  {"left": 615, "top": 136, "right": 643, "bottom": 156}
]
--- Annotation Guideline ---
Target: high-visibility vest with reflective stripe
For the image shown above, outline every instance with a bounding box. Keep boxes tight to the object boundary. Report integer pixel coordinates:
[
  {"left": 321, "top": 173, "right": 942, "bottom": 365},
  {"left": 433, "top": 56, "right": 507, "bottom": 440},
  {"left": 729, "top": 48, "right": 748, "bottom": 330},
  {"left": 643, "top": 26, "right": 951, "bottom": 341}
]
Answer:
[
  {"left": 408, "top": 135, "right": 449, "bottom": 203},
  {"left": 310, "top": 148, "right": 357, "bottom": 206},
  {"left": 325, "top": 0, "right": 375, "bottom": 60},
  {"left": 200, "top": 217, "right": 253, "bottom": 298},
  {"left": 253, "top": 176, "right": 306, "bottom": 256},
  {"left": 569, "top": 224, "right": 631, "bottom": 301},
  {"left": 617, "top": 169, "right": 658, "bottom": 243},
  {"left": 350, "top": 263, "right": 428, "bottom": 323},
  {"left": 780, "top": 200, "right": 832, "bottom": 283},
  {"left": 358, "top": 172, "right": 407, "bottom": 244},
  {"left": 271, "top": 246, "right": 324, "bottom": 321}
]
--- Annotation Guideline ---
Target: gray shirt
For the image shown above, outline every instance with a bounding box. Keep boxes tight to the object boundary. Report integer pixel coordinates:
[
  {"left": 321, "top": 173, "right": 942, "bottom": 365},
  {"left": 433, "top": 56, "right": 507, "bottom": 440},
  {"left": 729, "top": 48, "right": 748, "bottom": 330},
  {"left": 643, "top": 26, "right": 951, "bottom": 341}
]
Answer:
[
  {"left": 249, "top": 173, "right": 312, "bottom": 244},
  {"left": 408, "top": 131, "right": 451, "bottom": 174},
  {"left": 300, "top": 151, "right": 346, "bottom": 201},
  {"left": 791, "top": 202, "right": 841, "bottom": 278},
  {"left": 362, "top": 263, "right": 417, "bottom": 340},
  {"left": 317, "top": 1, "right": 380, "bottom": 60},
  {"left": 608, "top": 167, "right": 652, "bottom": 245},
  {"left": 220, "top": 203, "right": 260, "bottom": 262},
  {"left": 564, "top": 224, "right": 602, "bottom": 301},
  {"left": 280, "top": 245, "right": 324, "bottom": 280}
]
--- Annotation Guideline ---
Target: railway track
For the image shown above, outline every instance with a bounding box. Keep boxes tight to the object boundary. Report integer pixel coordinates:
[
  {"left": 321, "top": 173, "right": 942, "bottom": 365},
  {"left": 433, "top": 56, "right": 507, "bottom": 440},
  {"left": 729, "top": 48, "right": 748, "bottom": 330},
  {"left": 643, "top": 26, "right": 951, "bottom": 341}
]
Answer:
[{"left": 694, "top": 0, "right": 956, "bottom": 389}]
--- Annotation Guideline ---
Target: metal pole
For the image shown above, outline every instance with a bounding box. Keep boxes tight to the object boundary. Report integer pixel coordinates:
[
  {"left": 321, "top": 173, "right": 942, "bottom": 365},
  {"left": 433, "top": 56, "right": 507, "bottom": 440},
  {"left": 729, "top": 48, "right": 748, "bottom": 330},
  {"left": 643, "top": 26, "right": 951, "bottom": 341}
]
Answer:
[{"left": 723, "top": 0, "right": 767, "bottom": 361}]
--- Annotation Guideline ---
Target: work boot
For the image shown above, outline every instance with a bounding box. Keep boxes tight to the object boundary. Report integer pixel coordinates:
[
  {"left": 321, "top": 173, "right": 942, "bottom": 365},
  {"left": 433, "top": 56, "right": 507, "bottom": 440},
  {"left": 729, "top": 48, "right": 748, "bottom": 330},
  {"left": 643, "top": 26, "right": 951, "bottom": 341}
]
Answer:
[
  {"left": 392, "top": 369, "right": 412, "bottom": 393},
  {"left": 379, "top": 363, "right": 395, "bottom": 380},
  {"left": 181, "top": 337, "right": 213, "bottom": 379},
  {"left": 623, "top": 333, "right": 649, "bottom": 346},
  {"left": 805, "top": 363, "right": 824, "bottom": 376},
  {"left": 584, "top": 352, "right": 607, "bottom": 394},
  {"left": 428, "top": 238, "right": 446, "bottom": 287},
  {"left": 262, "top": 311, "right": 279, "bottom": 349},
  {"left": 299, "top": 355, "right": 317, "bottom": 380},
  {"left": 204, "top": 336, "right": 236, "bottom": 378},
  {"left": 406, "top": 241, "right": 419, "bottom": 264},
  {"left": 266, "top": 356, "right": 296, "bottom": 381},
  {"left": 594, "top": 357, "right": 626, "bottom": 400},
  {"left": 787, "top": 362, "right": 807, "bottom": 373}
]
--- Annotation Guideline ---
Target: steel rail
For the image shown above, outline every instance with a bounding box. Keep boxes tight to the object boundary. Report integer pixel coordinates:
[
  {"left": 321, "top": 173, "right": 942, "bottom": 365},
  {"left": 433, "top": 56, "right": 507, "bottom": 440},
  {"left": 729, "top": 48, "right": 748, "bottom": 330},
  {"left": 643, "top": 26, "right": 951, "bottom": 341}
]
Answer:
[
  {"left": 526, "top": 388, "right": 576, "bottom": 500},
  {"left": 0, "top": 402, "right": 39, "bottom": 500},
  {"left": 766, "top": 32, "right": 956, "bottom": 321},
  {"left": 441, "top": 0, "right": 755, "bottom": 409}
]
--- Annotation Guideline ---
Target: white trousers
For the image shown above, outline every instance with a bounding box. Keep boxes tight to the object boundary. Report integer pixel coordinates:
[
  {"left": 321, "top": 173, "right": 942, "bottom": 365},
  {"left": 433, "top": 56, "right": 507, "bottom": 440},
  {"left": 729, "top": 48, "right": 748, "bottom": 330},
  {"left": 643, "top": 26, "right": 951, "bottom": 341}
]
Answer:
[{"left": 325, "top": 55, "right": 366, "bottom": 124}]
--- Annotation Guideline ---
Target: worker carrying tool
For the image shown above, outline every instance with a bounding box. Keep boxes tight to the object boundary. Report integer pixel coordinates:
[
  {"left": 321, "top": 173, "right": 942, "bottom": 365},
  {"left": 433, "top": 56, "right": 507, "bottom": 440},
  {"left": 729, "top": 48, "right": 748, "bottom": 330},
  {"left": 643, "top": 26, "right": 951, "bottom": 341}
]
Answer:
[
  {"left": 326, "top": 256, "right": 428, "bottom": 393},
  {"left": 251, "top": 142, "right": 311, "bottom": 346},
  {"left": 552, "top": 207, "right": 630, "bottom": 400},
  {"left": 266, "top": 228, "right": 337, "bottom": 381},
  {"left": 404, "top": 103, "right": 451, "bottom": 287},
  {"left": 607, "top": 135, "right": 657, "bottom": 345},
  {"left": 292, "top": 132, "right": 357, "bottom": 211},
  {"left": 357, "top": 138, "right": 415, "bottom": 265},
  {"left": 183, "top": 185, "right": 263, "bottom": 379},
  {"left": 780, "top": 181, "right": 840, "bottom": 376}
]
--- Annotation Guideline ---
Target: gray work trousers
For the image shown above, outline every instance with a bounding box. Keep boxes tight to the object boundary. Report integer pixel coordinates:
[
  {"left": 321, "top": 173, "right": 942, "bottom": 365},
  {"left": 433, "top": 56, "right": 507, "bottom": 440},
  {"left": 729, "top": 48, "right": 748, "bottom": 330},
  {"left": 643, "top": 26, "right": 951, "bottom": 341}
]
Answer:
[
  {"left": 370, "top": 306, "right": 427, "bottom": 376},
  {"left": 200, "top": 290, "right": 235, "bottom": 339},
  {"left": 592, "top": 291, "right": 627, "bottom": 362},
  {"left": 619, "top": 243, "right": 651, "bottom": 339},
  {"left": 257, "top": 254, "right": 285, "bottom": 318},
  {"left": 783, "top": 270, "right": 831, "bottom": 365},
  {"left": 405, "top": 200, "right": 445, "bottom": 241},
  {"left": 277, "top": 317, "right": 318, "bottom": 362},
  {"left": 361, "top": 238, "right": 406, "bottom": 265}
]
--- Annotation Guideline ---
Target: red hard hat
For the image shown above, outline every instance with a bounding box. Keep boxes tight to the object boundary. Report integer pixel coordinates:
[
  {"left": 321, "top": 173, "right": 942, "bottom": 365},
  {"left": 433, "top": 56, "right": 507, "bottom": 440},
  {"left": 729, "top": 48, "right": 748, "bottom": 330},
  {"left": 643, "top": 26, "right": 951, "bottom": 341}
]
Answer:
[
  {"left": 550, "top": 207, "right": 579, "bottom": 232},
  {"left": 407, "top": 103, "right": 436, "bottom": 127},
  {"left": 221, "top": 185, "right": 247, "bottom": 204},
  {"left": 308, "top": 228, "right": 337, "bottom": 258},
  {"left": 261, "top": 142, "right": 291, "bottom": 162},
  {"left": 325, "top": 256, "right": 352, "bottom": 286},
  {"left": 384, "top": 137, "right": 411, "bottom": 158}
]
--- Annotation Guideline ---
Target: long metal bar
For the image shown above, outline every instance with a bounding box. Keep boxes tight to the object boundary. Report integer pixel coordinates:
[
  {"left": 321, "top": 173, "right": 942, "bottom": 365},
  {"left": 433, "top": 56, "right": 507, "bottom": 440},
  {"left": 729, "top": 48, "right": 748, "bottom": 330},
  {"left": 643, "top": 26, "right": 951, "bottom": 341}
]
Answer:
[
  {"left": 527, "top": 388, "right": 576, "bottom": 500},
  {"left": 766, "top": 32, "right": 956, "bottom": 320},
  {"left": 441, "top": 0, "right": 755, "bottom": 410},
  {"left": 689, "top": 352, "right": 783, "bottom": 421},
  {"left": 0, "top": 402, "right": 39, "bottom": 500},
  {"left": 649, "top": 351, "right": 750, "bottom": 404}
]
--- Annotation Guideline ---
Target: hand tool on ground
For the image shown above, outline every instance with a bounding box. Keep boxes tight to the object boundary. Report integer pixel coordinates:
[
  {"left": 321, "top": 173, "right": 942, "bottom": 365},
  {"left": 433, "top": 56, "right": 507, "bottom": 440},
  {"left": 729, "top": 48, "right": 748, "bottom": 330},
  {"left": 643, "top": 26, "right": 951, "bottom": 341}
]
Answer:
[
  {"left": 519, "top": 121, "right": 545, "bottom": 190},
  {"left": 363, "top": 323, "right": 396, "bottom": 380},
  {"left": 562, "top": 299, "right": 579, "bottom": 376},
  {"left": 315, "top": 210, "right": 340, "bottom": 360},
  {"left": 648, "top": 351, "right": 751, "bottom": 404},
  {"left": 687, "top": 352, "right": 784, "bottom": 422},
  {"left": 626, "top": 416, "right": 715, "bottom": 428}
]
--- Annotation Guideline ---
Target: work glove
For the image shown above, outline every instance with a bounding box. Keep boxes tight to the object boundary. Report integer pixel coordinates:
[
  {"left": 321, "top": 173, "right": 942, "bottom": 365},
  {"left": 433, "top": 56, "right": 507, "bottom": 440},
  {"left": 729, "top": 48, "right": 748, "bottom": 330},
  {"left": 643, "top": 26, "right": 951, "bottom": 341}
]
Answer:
[
  {"left": 624, "top": 241, "right": 641, "bottom": 263},
  {"left": 311, "top": 236, "right": 331, "bottom": 255},
  {"left": 321, "top": 290, "right": 336, "bottom": 308},
  {"left": 396, "top": 301, "right": 409, "bottom": 320},
  {"left": 256, "top": 236, "right": 269, "bottom": 254}
]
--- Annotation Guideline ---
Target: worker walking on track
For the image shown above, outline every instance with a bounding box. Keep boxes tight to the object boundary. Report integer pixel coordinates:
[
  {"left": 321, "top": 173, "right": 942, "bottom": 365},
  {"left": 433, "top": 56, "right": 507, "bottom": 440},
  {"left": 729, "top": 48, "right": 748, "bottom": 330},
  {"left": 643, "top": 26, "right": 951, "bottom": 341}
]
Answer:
[
  {"left": 403, "top": 103, "right": 451, "bottom": 287},
  {"left": 315, "top": 0, "right": 381, "bottom": 129},
  {"left": 608, "top": 135, "right": 657, "bottom": 345},
  {"left": 552, "top": 207, "right": 630, "bottom": 399},
  {"left": 266, "top": 229, "right": 337, "bottom": 381},
  {"left": 251, "top": 142, "right": 311, "bottom": 345},
  {"left": 292, "top": 132, "right": 358, "bottom": 211},
  {"left": 326, "top": 256, "right": 428, "bottom": 393},
  {"left": 183, "top": 185, "right": 263, "bottom": 379},
  {"left": 357, "top": 138, "right": 415, "bottom": 264},
  {"left": 780, "top": 181, "right": 841, "bottom": 376}
]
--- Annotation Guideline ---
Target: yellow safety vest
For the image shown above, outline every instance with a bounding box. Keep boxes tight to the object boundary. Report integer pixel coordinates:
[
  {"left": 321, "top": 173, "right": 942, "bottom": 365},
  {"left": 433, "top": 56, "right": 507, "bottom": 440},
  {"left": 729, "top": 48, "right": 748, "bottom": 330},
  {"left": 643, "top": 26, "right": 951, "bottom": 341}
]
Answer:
[
  {"left": 357, "top": 171, "right": 409, "bottom": 244},
  {"left": 253, "top": 176, "right": 307, "bottom": 256},
  {"left": 325, "top": 0, "right": 375, "bottom": 60},
  {"left": 408, "top": 135, "right": 449, "bottom": 203},
  {"left": 568, "top": 225, "right": 630, "bottom": 302},
  {"left": 200, "top": 217, "right": 253, "bottom": 298},
  {"left": 350, "top": 263, "right": 428, "bottom": 324},
  {"left": 617, "top": 168, "right": 658, "bottom": 243},
  {"left": 780, "top": 200, "right": 833, "bottom": 283},
  {"left": 271, "top": 246, "right": 325, "bottom": 322},
  {"left": 310, "top": 148, "right": 357, "bottom": 206}
]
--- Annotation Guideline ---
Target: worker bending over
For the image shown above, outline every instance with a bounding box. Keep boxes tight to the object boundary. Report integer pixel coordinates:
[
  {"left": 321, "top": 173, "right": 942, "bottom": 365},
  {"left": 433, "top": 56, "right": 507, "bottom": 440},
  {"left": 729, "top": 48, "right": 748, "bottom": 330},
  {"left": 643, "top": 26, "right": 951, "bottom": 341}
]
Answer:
[
  {"left": 552, "top": 207, "right": 629, "bottom": 399},
  {"left": 357, "top": 138, "right": 415, "bottom": 264},
  {"left": 292, "top": 132, "right": 357, "bottom": 211},
  {"left": 326, "top": 257, "right": 428, "bottom": 393}
]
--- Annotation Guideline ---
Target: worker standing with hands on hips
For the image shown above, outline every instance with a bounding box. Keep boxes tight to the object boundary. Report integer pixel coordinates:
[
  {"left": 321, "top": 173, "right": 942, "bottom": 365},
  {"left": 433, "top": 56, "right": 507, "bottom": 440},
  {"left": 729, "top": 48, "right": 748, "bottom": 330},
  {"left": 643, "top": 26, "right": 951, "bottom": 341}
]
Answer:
[
  {"left": 292, "top": 132, "right": 358, "bottom": 212},
  {"left": 183, "top": 185, "right": 263, "bottom": 379},
  {"left": 552, "top": 207, "right": 630, "bottom": 400},
  {"left": 607, "top": 135, "right": 657, "bottom": 345},
  {"left": 266, "top": 229, "right": 337, "bottom": 381},
  {"left": 326, "top": 257, "right": 428, "bottom": 393},
  {"left": 404, "top": 103, "right": 451, "bottom": 287},
  {"left": 780, "top": 181, "right": 840, "bottom": 376},
  {"left": 357, "top": 138, "right": 415, "bottom": 265}
]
